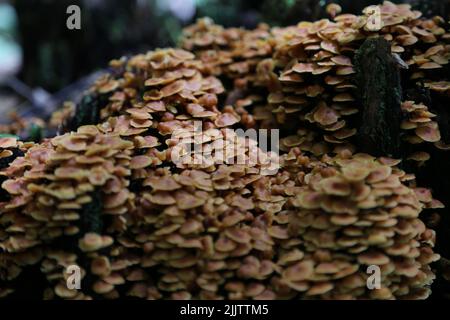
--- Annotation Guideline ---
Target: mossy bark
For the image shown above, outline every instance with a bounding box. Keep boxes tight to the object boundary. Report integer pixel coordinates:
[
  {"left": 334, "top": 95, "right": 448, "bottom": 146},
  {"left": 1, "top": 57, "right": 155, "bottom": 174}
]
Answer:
[
  {"left": 354, "top": 37, "right": 450, "bottom": 300},
  {"left": 354, "top": 37, "right": 403, "bottom": 158}
]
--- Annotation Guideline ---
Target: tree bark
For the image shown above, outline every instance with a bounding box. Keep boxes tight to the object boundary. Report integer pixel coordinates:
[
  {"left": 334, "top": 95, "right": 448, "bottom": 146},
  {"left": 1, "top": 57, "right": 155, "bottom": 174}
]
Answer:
[{"left": 354, "top": 37, "right": 403, "bottom": 158}]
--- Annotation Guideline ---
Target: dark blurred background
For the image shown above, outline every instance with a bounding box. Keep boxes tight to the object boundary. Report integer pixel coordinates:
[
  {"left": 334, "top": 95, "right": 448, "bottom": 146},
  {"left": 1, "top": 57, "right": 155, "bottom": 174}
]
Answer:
[{"left": 0, "top": 0, "right": 449, "bottom": 122}]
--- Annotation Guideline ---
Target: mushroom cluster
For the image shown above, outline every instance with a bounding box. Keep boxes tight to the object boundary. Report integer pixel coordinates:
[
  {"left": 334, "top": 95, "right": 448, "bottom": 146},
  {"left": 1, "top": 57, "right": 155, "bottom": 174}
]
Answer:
[
  {"left": 1, "top": 129, "right": 440, "bottom": 300},
  {"left": 181, "top": 18, "right": 273, "bottom": 87},
  {"left": 0, "top": 120, "right": 288, "bottom": 299},
  {"left": 180, "top": 2, "right": 450, "bottom": 160},
  {"left": 1, "top": 1, "right": 448, "bottom": 300},
  {"left": 181, "top": 18, "right": 279, "bottom": 130},
  {"left": 400, "top": 100, "right": 443, "bottom": 165},
  {"left": 0, "top": 128, "right": 138, "bottom": 299},
  {"left": 266, "top": 2, "right": 450, "bottom": 151},
  {"left": 288, "top": 153, "right": 441, "bottom": 299}
]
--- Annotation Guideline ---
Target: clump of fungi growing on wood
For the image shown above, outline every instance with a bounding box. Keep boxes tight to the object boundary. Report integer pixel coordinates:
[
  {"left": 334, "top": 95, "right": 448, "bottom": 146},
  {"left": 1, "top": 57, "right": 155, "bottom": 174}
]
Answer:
[{"left": 2, "top": 1, "right": 450, "bottom": 299}]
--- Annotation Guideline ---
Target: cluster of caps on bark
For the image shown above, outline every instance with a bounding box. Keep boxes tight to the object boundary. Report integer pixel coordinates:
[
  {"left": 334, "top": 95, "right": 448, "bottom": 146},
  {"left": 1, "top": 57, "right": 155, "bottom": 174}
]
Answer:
[
  {"left": 0, "top": 127, "right": 140, "bottom": 299},
  {"left": 0, "top": 137, "right": 42, "bottom": 297},
  {"left": 101, "top": 48, "right": 228, "bottom": 131},
  {"left": 0, "top": 127, "right": 285, "bottom": 299},
  {"left": 269, "top": 1, "right": 450, "bottom": 155},
  {"left": 0, "top": 138, "right": 25, "bottom": 164},
  {"left": 181, "top": 17, "right": 274, "bottom": 88},
  {"left": 400, "top": 100, "right": 444, "bottom": 165},
  {"left": 288, "top": 152, "right": 442, "bottom": 299},
  {"left": 181, "top": 2, "right": 450, "bottom": 163},
  {"left": 181, "top": 17, "right": 279, "bottom": 130},
  {"left": 0, "top": 47, "right": 280, "bottom": 299},
  {"left": 0, "top": 125, "right": 442, "bottom": 300},
  {"left": 0, "top": 1, "right": 448, "bottom": 300},
  {"left": 124, "top": 163, "right": 295, "bottom": 299}
]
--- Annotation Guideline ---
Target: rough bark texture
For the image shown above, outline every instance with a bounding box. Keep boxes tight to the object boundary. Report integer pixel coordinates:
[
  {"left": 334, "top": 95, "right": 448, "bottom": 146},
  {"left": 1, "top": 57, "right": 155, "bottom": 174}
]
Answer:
[
  {"left": 65, "top": 92, "right": 107, "bottom": 132},
  {"left": 354, "top": 37, "right": 403, "bottom": 158},
  {"left": 354, "top": 37, "right": 450, "bottom": 300}
]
